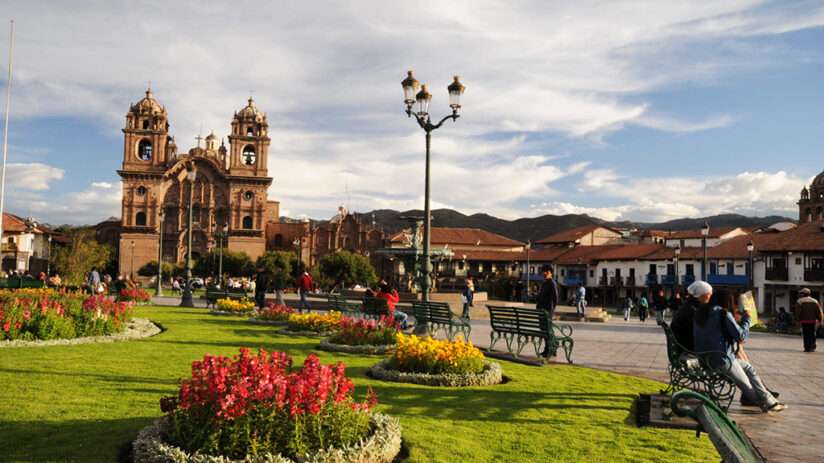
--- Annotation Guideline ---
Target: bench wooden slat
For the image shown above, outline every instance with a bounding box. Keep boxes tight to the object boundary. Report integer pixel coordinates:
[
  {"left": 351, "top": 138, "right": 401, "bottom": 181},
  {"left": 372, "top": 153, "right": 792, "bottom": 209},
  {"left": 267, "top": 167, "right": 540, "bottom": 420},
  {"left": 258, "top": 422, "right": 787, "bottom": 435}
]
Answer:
[
  {"left": 411, "top": 300, "right": 471, "bottom": 341},
  {"left": 486, "top": 305, "right": 573, "bottom": 364}
]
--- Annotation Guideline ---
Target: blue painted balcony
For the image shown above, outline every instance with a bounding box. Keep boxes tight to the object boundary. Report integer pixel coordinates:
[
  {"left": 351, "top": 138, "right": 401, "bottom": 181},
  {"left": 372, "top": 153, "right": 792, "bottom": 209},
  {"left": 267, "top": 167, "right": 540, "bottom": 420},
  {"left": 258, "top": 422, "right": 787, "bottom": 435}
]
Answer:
[
  {"left": 707, "top": 274, "right": 750, "bottom": 286},
  {"left": 645, "top": 273, "right": 658, "bottom": 285},
  {"left": 660, "top": 274, "right": 678, "bottom": 285},
  {"left": 521, "top": 272, "right": 543, "bottom": 282},
  {"left": 681, "top": 274, "right": 696, "bottom": 285},
  {"left": 563, "top": 276, "right": 587, "bottom": 286}
]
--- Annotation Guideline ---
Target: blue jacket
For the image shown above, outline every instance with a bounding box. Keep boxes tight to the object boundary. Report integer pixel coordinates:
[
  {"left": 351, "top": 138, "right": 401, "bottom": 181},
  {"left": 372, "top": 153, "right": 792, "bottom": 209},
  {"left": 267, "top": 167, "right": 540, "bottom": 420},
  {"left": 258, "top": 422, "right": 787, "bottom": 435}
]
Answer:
[{"left": 693, "top": 305, "right": 750, "bottom": 368}]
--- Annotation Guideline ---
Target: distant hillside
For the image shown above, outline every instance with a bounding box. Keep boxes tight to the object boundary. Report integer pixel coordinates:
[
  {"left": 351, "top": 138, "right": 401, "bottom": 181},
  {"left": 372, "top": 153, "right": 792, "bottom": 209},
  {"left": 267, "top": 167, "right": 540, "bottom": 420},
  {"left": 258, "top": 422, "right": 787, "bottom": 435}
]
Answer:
[{"left": 281, "top": 209, "right": 794, "bottom": 244}]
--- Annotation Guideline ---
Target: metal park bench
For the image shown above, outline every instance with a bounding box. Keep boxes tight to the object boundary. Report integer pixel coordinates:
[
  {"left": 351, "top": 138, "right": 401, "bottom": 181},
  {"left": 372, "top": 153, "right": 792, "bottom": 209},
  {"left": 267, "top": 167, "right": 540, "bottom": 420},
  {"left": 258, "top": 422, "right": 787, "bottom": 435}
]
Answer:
[
  {"left": 327, "top": 294, "right": 357, "bottom": 315},
  {"left": 0, "top": 277, "right": 45, "bottom": 289},
  {"left": 205, "top": 287, "right": 228, "bottom": 308},
  {"left": 361, "top": 297, "right": 390, "bottom": 319},
  {"left": 411, "top": 300, "right": 471, "bottom": 341},
  {"left": 670, "top": 390, "right": 759, "bottom": 463},
  {"left": 485, "top": 305, "right": 574, "bottom": 364},
  {"left": 659, "top": 320, "right": 736, "bottom": 411}
]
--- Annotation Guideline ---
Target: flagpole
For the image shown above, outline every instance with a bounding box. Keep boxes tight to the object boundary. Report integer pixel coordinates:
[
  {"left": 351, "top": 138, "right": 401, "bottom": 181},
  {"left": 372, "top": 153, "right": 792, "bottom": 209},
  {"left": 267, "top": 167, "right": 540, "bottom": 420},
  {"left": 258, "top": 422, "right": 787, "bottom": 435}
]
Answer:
[{"left": 0, "top": 21, "right": 14, "bottom": 251}]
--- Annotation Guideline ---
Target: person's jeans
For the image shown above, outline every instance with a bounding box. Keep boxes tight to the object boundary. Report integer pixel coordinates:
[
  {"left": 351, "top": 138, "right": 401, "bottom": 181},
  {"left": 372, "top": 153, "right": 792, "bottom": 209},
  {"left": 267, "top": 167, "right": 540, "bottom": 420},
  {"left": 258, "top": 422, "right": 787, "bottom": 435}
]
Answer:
[
  {"left": 461, "top": 302, "right": 470, "bottom": 318},
  {"left": 275, "top": 289, "right": 285, "bottom": 307},
  {"left": 576, "top": 299, "right": 586, "bottom": 318},
  {"left": 390, "top": 310, "right": 410, "bottom": 329},
  {"left": 624, "top": 308, "right": 630, "bottom": 321},
  {"left": 724, "top": 359, "right": 778, "bottom": 411},
  {"left": 639, "top": 307, "right": 647, "bottom": 322},
  {"left": 299, "top": 291, "right": 312, "bottom": 312},
  {"left": 802, "top": 323, "right": 817, "bottom": 351},
  {"left": 255, "top": 291, "right": 266, "bottom": 309}
]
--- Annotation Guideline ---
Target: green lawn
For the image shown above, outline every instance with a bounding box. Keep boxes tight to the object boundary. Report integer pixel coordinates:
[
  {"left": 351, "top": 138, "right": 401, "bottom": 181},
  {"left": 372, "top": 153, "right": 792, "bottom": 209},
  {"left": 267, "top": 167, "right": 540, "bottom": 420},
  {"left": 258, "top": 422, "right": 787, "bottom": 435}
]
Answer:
[{"left": 0, "top": 305, "right": 717, "bottom": 462}]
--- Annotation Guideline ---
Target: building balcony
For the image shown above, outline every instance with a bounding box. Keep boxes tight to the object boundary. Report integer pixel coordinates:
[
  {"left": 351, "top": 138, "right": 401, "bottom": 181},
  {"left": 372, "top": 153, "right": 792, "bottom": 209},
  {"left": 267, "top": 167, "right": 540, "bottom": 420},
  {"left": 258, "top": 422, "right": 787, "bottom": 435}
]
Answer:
[
  {"left": 645, "top": 273, "right": 658, "bottom": 285},
  {"left": 804, "top": 269, "right": 824, "bottom": 282},
  {"left": 521, "top": 272, "right": 543, "bottom": 282},
  {"left": 598, "top": 277, "right": 608, "bottom": 286},
  {"left": 609, "top": 277, "right": 623, "bottom": 286},
  {"left": 707, "top": 274, "right": 750, "bottom": 286},
  {"left": 660, "top": 274, "right": 678, "bottom": 285},
  {"left": 625, "top": 276, "right": 636, "bottom": 287},
  {"left": 681, "top": 274, "right": 696, "bottom": 285},
  {"left": 563, "top": 276, "right": 586, "bottom": 286},
  {"left": 438, "top": 269, "right": 457, "bottom": 277},
  {"left": 765, "top": 267, "right": 788, "bottom": 281}
]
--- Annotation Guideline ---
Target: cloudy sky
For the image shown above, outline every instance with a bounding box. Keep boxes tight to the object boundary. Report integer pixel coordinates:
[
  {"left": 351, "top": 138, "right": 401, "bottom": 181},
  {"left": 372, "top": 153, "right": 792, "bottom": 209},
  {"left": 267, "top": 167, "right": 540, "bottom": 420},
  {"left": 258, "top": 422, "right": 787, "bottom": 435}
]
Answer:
[{"left": 1, "top": 0, "right": 823, "bottom": 225}]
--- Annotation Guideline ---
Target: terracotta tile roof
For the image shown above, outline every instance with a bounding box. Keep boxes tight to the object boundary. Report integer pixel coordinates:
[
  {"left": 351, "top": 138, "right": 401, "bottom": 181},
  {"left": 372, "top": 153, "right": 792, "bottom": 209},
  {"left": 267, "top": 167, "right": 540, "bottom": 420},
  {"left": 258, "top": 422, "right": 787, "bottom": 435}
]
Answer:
[
  {"left": 535, "top": 225, "right": 612, "bottom": 244},
  {"left": 553, "top": 245, "right": 627, "bottom": 265},
  {"left": 389, "top": 227, "right": 523, "bottom": 246},
  {"left": 665, "top": 227, "right": 747, "bottom": 239},
  {"left": 1, "top": 213, "right": 41, "bottom": 233},
  {"left": 630, "top": 230, "right": 671, "bottom": 237},
  {"left": 642, "top": 246, "right": 704, "bottom": 260},
  {"left": 755, "top": 222, "right": 824, "bottom": 252},
  {"left": 526, "top": 247, "right": 572, "bottom": 262},
  {"left": 594, "top": 244, "right": 666, "bottom": 260},
  {"left": 450, "top": 250, "right": 527, "bottom": 262}
]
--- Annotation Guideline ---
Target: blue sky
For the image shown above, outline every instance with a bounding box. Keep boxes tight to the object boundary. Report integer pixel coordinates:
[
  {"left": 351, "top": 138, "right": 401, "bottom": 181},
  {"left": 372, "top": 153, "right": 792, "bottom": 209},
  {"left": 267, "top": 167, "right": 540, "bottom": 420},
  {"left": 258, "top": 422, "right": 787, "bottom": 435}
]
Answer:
[{"left": 1, "top": 0, "right": 823, "bottom": 225}]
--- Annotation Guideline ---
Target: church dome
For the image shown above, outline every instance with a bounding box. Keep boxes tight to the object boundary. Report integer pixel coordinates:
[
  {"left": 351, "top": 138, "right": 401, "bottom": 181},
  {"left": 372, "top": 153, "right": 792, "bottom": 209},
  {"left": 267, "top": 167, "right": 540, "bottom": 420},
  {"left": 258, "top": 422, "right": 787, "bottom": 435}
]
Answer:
[
  {"left": 812, "top": 170, "right": 824, "bottom": 188},
  {"left": 205, "top": 132, "right": 218, "bottom": 142},
  {"left": 235, "top": 97, "right": 265, "bottom": 122},
  {"left": 132, "top": 89, "right": 163, "bottom": 114}
]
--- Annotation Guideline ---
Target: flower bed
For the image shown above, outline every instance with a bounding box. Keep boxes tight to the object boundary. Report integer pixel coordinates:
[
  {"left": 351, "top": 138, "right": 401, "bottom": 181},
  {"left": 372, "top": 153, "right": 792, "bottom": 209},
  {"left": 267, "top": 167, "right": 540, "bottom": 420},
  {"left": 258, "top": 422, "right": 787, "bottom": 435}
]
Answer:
[
  {"left": 317, "top": 315, "right": 399, "bottom": 354},
  {"left": 368, "top": 333, "right": 503, "bottom": 387},
  {"left": 213, "top": 297, "right": 255, "bottom": 315},
  {"left": 1, "top": 317, "right": 160, "bottom": 348},
  {"left": 285, "top": 311, "right": 342, "bottom": 334},
  {"left": 247, "top": 302, "right": 295, "bottom": 326},
  {"left": 118, "top": 287, "right": 152, "bottom": 304},
  {"left": 0, "top": 288, "right": 134, "bottom": 341},
  {"left": 133, "top": 348, "right": 400, "bottom": 462}
]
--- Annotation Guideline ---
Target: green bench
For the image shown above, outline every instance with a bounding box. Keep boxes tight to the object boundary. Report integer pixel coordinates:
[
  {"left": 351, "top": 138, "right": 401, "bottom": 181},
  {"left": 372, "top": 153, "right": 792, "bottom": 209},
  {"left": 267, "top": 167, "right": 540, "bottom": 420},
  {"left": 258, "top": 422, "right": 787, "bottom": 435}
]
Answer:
[
  {"left": 411, "top": 301, "right": 471, "bottom": 341},
  {"left": 361, "top": 297, "right": 390, "bottom": 319},
  {"left": 659, "top": 320, "right": 736, "bottom": 411},
  {"left": 485, "top": 305, "right": 574, "bottom": 364},
  {"left": 0, "top": 278, "right": 45, "bottom": 289},
  {"left": 327, "top": 294, "right": 357, "bottom": 314},
  {"left": 670, "top": 390, "right": 759, "bottom": 463},
  {"left": 205, "top": 287, "right": 249, "bottom": 308}
]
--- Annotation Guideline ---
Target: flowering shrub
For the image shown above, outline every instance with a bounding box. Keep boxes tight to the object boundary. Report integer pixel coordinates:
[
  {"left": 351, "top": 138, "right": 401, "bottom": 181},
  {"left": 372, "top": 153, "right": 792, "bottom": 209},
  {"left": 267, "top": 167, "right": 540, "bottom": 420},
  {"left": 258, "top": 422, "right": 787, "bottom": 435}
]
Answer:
[
  {"left": 329, "top": 315, "right": 399, "bottom": 346},
  {"left": 159, "top": 348, "right": 377, "bottom": 459},
  {"left": 0, "top": 288, "right": 133, "bottom": 341},
  {"left": 216, "top": 297, "right": 255, "bottom": 313},
  {"left": 255, "top": 302, "right": 295, "bottom": 321},
  {"left": 286, "top": 311, "right": 342, "bottom": 333},
  {"left": 387, "top": 333, "right": 485, "bottom": 375},
  {"left": 118, "top": 287, "right": 152, "bottom": 303}
]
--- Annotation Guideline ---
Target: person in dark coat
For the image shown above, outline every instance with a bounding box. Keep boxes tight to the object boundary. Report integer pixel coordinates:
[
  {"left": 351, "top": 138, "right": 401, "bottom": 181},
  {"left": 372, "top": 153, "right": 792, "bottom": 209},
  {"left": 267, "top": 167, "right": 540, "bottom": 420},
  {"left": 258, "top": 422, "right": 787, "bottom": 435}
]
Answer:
[
  {"left": 537, "top": 265, "right": 559, "bottom": 357},
  {"left": 670, "top": 281, "right": 712, "bottom": 352},
  {"left": 254, "top": 265, "right": 270, "bottom": 309}
]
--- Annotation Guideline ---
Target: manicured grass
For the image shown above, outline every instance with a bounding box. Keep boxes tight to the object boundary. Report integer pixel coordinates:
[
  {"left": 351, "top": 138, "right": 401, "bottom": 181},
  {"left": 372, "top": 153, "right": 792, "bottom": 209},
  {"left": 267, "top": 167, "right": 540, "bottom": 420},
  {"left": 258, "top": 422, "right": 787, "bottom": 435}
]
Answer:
[{"left": 0, "top": 305, "right": 718, "bottom": 462}]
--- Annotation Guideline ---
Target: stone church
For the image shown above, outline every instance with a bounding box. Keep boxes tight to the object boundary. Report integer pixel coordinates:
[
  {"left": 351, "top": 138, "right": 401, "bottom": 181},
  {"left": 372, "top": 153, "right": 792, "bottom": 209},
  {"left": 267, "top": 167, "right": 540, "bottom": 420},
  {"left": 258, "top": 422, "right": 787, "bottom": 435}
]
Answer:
[
  {"left": 798, "top": 170, "right": 824, "bottom": 224},
  {"left": 114, "top": 89, "right": 278, "bottom": 276}
]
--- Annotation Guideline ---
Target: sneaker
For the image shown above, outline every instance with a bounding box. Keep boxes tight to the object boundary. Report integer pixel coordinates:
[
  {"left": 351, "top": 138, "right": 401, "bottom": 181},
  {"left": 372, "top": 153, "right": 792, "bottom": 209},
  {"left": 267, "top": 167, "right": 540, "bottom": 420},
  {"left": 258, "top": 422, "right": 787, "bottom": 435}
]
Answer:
[{"left": 766, "top": 403, "right": 788, "bottom": 413}]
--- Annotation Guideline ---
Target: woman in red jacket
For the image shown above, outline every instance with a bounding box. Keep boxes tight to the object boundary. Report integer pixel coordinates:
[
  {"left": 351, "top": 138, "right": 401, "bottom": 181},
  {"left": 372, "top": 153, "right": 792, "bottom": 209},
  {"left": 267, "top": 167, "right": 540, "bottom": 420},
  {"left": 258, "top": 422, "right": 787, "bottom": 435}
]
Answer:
[{"left": 376, "top": 282, "right": 409, "bottom": 329}]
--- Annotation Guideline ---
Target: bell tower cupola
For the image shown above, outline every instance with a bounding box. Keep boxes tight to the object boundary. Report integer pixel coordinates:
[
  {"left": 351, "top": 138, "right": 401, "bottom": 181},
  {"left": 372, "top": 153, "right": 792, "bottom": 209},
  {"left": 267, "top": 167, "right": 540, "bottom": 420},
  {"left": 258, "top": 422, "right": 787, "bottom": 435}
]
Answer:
[
  {"left": 228, "top": 97, "right": 270, "bottom": 176},
  {"left": 122, "top": 89, "right": 171, "bottom": 171}
]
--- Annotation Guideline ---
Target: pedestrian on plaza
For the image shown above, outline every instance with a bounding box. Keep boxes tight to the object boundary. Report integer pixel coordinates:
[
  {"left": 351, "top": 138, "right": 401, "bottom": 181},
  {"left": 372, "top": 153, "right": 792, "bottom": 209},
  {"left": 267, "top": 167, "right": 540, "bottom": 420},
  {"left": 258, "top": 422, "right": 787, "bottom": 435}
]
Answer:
[
  {"left": 775, "top": 307, "right": 792, "bottom": 332},
  {"left": 638, "top": 292, "right": 649, "bottom": 322},
  {"left": 621, "top": 295, "right": 633, "bottom": 321},
  {"left": 668, "top": 291, "right": 682, "bottom": 315},
  {"left": 297, "top": 268, "right": 314, "bottom": 313},
  {"left": 693, "top": 289, "right": 787, "bottom": 413},
  {"left": 461, "top": 279, "right": 474, "bottom": 318},
  {"left": 171, "top": 278, "right": 181, "bottom": 294},
  {"left": 272, "top": 267, "right": 286, "bottom": 307},
  {"left": 377, "top": 282, "right": 409, "bottom": 329},
  {"left": 466, "top": 276, "right": 475, "bottom": 307},
  {"left": 652, "top": 289, "right": 668, "bottom": 320},
  {"left": 794, "top": 288, "right": 823, "bottom": 352},
  {"left": 254, "top": 265, "right": 269, "bottom": 309},
  {"left": 86, "top": 267, "right": 101, "bottom": 294},
  {"left": 537, "top": 265, "right": 560, "bottom": 357},
  {"left": 515, "top": 281, "right": 524, "bottom": 302},
  {"left": 575, "top": 283, "right": 587, "bottom": 318},
  {"left": 504, "top": 280, "right": 513, "bottom": 302}
]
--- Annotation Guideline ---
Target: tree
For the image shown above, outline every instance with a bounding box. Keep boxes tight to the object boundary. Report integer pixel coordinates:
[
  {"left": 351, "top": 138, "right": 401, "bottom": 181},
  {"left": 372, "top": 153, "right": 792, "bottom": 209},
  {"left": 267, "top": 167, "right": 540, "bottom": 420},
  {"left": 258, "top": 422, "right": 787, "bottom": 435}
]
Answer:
[
  {"left": 50, "top": 232, "right": 113, "bottom": 285},
  {"left": 256, "top": 251, "right": 299, "bottom": 285},
  {"left": 137, "top": 260, "right": 176, "bottom": 278},
  {"left": 192, "top": 249, "right": 254, "bottom": 278},
  {"left": 317, "top": 250, "right": 378, "bottom": 290}
]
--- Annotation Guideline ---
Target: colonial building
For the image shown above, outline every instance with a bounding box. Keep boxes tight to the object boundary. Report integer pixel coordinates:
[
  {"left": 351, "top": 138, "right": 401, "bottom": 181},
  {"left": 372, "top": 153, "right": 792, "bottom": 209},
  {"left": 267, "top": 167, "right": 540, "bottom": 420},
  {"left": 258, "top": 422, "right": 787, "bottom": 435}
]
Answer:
[
  {"left": 535, "top": 225, "right": 623, "bottom": 248},
  {"left": 115, "top": 90, "right": 278, "bottom": 277}
]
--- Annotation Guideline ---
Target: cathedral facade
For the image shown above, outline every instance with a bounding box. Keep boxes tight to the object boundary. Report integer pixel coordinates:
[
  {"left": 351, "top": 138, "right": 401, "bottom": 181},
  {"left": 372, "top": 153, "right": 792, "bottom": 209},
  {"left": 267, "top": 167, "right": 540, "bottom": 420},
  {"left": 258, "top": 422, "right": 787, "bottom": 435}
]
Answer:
[
  {"left": 798, "top": 170, "right": 824, "bottom": 224},
  {"left": 116, "top": 90, "right": 278, "bottom": 277}
]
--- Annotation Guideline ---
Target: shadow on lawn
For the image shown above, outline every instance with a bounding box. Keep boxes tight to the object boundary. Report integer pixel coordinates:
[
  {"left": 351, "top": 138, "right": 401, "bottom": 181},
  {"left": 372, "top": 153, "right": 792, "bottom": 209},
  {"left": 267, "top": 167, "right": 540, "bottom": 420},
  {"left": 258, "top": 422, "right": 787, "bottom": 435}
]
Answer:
[{"left": 0, "top": 416, "right": 155, "bottom": 462}]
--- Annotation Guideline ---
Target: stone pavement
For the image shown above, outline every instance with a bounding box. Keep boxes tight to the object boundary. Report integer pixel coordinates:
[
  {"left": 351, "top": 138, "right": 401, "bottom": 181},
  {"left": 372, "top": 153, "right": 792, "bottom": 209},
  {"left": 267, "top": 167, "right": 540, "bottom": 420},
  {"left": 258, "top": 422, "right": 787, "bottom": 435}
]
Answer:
[{"left": 154, "top": 294, "right": 821, "bottom": 462}]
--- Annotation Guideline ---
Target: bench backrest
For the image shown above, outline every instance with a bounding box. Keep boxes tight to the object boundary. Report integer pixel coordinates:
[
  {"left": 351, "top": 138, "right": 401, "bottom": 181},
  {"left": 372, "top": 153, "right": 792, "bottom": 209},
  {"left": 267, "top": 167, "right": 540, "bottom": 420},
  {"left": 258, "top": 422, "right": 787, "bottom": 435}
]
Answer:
[
  {"left": 487, "top": 305, "right": 550, "bottom": 335},
  {"left": 327, "top": 294, "right": 351, "bottom": 311},
  {"left": 0, "top": 278, "right": 45, "bottom": 289},
  {"left": 411, "top": 301, "right": 431, "bottom": 322},
  {"left": 362, "top": 297, "right": 389, "bottom": 316}
]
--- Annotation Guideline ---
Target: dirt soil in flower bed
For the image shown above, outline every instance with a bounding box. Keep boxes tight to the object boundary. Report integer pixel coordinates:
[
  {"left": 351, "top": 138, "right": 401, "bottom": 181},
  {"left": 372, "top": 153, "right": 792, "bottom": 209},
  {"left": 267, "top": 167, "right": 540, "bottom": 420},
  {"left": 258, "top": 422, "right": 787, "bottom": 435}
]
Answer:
[
  {"left": 246, "top": 317, "right": 289, "bottom": 326},
  {"left": 317, "top": 337, "right": 396, "bottom": 355}
]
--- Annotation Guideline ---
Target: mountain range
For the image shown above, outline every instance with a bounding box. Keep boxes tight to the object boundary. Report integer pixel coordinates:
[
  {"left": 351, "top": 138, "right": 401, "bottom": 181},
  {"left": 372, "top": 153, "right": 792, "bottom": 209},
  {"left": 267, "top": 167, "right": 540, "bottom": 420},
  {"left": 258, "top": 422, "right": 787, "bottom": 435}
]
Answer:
[{"left": 280, "top": 209, "right": 795, "bottom": 244}]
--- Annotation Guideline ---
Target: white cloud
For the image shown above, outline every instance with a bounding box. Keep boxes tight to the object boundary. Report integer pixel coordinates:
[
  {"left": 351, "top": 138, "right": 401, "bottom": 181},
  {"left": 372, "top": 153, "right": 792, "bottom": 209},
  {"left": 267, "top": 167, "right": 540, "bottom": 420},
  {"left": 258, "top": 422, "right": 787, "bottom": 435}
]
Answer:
[{"left": 4, "top": 163, "right": 64, "bottom": 190}]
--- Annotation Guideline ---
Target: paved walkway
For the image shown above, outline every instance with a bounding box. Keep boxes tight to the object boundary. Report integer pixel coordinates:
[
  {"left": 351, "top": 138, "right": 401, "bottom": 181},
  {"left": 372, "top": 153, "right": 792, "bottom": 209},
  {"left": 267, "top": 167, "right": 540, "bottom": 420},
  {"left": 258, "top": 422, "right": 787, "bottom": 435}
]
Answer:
[{"left": 157, "top": 295, "right": 821, "bottom": 462}]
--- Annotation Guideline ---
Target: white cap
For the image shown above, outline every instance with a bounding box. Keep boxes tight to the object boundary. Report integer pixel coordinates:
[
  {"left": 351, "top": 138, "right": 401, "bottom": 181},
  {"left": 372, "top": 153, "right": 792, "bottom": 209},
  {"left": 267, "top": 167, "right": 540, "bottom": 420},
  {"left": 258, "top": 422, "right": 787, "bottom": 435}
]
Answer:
[{"left": 687, "top": 281, "right": 712, "bottom": 297}]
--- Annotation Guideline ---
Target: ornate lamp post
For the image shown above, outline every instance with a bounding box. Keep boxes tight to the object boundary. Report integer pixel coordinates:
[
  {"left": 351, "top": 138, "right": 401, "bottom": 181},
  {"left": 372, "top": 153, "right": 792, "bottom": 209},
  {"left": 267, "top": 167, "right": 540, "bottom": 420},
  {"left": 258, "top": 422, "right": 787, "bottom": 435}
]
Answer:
[
  {"left": 701, "top": 221, "right": 709, "bottom": 281},
  {"left": 180, "top": 161, "right": 196, "bottom": 307},
  {"left": 401, "top": 71, "right": 465, "bottom": 302},
  {"left": 156, "top": 212, "right": 164, "bottom": 295},
  {"left": 747, "top": 240, "right": 754, "bottom": 290},
  {"left": 674, "top": 244, "right": 680, "bottom": 291},
  {"left": 217, "top": 224, "right": 228, "bottom": 287},
  {"left": 130, "top": 240, "right": 135, "bottom": 280},
  {"left": 293, "top": 237, "right": 301, "bottom": 264},
  {"left": 526, "top": 240, "right": 531, "bottom": 292},
  {"left": 46, "top": 235, "right": 51, "bottom": 277}
]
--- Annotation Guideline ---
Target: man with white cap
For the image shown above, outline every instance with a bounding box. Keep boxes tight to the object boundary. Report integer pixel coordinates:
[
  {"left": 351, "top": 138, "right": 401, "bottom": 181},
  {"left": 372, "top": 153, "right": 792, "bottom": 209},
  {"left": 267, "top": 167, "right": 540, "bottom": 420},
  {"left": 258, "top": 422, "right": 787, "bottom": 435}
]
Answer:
[
  {"left": 669, "top": 280, "right": 712, "bottom": 351},
  {"left": 794, "top": 288, "right": 823, "bottom": 352}
]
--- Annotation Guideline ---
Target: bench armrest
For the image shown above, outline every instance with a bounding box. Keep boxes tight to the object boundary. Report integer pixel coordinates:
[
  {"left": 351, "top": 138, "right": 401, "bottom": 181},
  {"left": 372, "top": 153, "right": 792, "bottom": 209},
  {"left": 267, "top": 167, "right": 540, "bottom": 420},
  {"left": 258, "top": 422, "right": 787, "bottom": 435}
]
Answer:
[{"left": 551, "top": 323, "right": 573, "bottom": 338}]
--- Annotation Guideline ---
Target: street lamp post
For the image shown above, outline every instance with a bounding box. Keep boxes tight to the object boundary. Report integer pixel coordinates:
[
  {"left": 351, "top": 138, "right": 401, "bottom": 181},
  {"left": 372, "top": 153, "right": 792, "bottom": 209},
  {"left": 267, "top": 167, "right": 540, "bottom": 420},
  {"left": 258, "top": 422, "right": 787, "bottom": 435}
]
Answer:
[
  {"left": 180, "top": 161, "right": 196, "bottom": 307},
  {"left": 701, "top": 221, "right": 709, "bottom": 281},
  {"left": 526, "top": 240, "right": 531, "bottom": 295},
  {"left": 747, "top": 240, "right": 754, "bottom": 290},
  {"left": 46, "top": 235, "right": 51, "bottom": 277},
  {"left": 130, "top": 240, "right": 135, "bottom": 280},
  {"left": 401, "top": 71, "right": 465, "bottom": 302},
  {"left": 293, "top": 238, "right": 301, "bottom": 264},
  {"left": 156, "top": 212, "right": 164, "bottom": 295},
  {"left": 217, "top": 224, "right": 228, "bottom": 287},
  {"left": 674, "top": 244, "right": 680, "bottom": 293}
]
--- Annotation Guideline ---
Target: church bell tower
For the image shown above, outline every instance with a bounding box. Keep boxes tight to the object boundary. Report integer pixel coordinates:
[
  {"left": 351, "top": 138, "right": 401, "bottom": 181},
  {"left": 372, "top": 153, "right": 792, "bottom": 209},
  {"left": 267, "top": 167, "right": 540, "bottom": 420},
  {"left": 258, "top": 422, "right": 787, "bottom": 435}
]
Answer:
[{"left": 228, "top": 97, "right": 270, "bottom": 176}]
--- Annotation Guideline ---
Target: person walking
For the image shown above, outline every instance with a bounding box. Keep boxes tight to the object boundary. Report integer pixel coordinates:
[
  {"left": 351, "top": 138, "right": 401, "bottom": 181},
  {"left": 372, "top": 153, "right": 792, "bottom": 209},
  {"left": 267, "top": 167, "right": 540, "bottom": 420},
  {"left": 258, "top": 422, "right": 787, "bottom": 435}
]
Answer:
[
  {"left": 461, "top": 279, "right": 474, "bottom": 318},
  {"left": 652, "top": 289, "right": 668, "bottom": 320},
  {"left": 86, "top": 267, "right": 101, "bottom": 294},
  {"left": 621, "top": 295, "right": 633, "bottom": 321},
  {"left": 254, "top": 265, "right": 269, "bottom": 310},
  {"left": 466, "top": 276, "right": 475, "bottom": 307},
  {"left": 537, "top": 265, "right": 560, "bottom": 357},
  {"left": 297, "top": 269, "right": 314, "bottom": 313},
  {"left": 638, "top": 292, "right": 649, "bottom": 322},
  {"left": 575, "top": 284, "right": 587, "bottom": 319},
  {"left": 794, "top": 288, "right": 823, "bottom": 352},
  {"left": 272, "top": 267, "right": 286, "bottom": 307}
]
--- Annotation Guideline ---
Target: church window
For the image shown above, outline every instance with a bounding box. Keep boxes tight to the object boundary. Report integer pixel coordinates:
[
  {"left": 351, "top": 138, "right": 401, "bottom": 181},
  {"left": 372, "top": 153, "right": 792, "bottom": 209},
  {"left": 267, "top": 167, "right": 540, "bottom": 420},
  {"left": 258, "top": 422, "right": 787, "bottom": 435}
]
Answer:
[
  {"left": 138, "top": 139, "right": 153, "bottom": 160},
  {"left": 244, "top": 191, "right": 254, "bottom": 201},
  {"left": 135, "top": 212, "right": 147, "bottom": 226},
  {"left": 242, "top": 216, "right": 253, "bottom": 229},
  {"left": 243, "top": 145, "right": 256, "bottom": 165},
  {"left": 192, "top": 205, "right": 201, "bottom": 222},
  {"left": 216, "top": 209, "right": 225, "bottom": 221},
  {"left": 275, "top": 234, "right": 283, "bottom": 247},
  {"left": 344, "top": 237, "right": 352, "bottom": 248},
  {"left": 142, "top": 120, "right": 149, "bottom": 130},
  {"left": 165, "top": 207, "right": 175, "bottom": 218},
  {"left": 246, "top": 127, "right": 254, "bottom": 136},
  {"left": 136, "top": 186, "right": 147, "bottom": 196}
]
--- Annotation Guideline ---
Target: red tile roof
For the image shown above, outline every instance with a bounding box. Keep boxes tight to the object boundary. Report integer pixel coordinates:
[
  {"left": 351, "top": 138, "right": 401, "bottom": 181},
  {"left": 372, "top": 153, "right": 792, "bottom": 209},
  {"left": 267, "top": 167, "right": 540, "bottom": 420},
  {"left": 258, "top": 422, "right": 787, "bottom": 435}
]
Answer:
[
  {"left": 665, "top": 227, "right": 747, "bottom": 239},
  {"left": 449, "top": 250, "right": 528, "bottom": 262},
  {"left": 389, "top": 227, "right": 523, "bottom": 247},
  {"left": 1, "top": 213, "right": 40, "bottom": 233},
  {"left": 755, "top": 222, "right": 824, "bottom": 252},
  {"left": 536, "top": 225, "right": 618, "bottom": 244}
]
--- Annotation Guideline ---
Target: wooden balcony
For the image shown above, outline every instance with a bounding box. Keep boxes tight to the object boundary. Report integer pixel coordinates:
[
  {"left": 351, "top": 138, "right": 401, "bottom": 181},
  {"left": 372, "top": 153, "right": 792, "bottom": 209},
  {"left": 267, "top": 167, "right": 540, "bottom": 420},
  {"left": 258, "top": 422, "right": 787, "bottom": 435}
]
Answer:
[
  {"left": 765, "top": 267, "right": 788, "bottom": 281},
  {"left": 609, "top": 277, "right": 623, "bottom": 286}
]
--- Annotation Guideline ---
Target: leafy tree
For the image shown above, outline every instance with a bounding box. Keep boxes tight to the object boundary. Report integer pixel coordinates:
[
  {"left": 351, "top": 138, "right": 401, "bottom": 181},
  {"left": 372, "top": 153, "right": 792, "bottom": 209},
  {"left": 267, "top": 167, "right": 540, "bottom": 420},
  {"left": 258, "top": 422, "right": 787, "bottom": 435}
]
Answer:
[
  {"left": 192, "top": 249, "right": 254, "bottom": 279},
  {"left": 317, "top": 250, "right": 378, "bottom": 290},
  {"left": 137, "top": 260, "right": 176, "bottom": 278},
  {"left": 256, "top": 251, "right": 300, "bottom": 285},
  {"left": 50, "top": 232, "right": 113, "bottom": 285}
]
